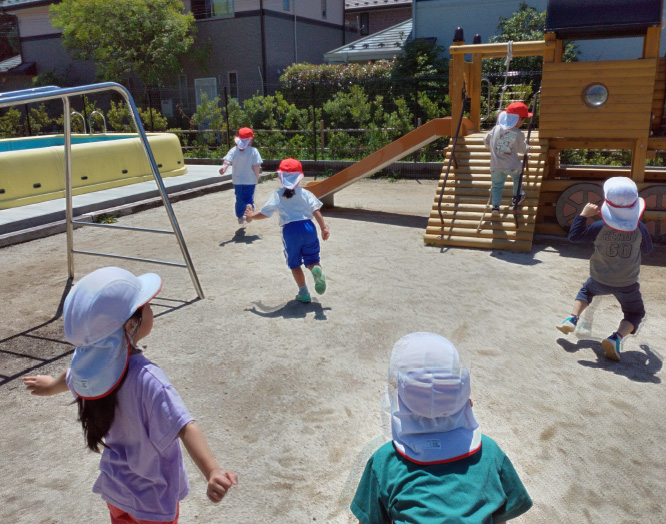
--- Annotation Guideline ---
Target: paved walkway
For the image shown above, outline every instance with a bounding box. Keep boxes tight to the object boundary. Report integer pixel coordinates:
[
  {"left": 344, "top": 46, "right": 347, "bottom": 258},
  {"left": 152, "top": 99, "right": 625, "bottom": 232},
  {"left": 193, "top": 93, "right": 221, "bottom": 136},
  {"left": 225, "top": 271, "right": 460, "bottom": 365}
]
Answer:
[{"left": 0, "top": 165, "right": 236, "bottom": 246}]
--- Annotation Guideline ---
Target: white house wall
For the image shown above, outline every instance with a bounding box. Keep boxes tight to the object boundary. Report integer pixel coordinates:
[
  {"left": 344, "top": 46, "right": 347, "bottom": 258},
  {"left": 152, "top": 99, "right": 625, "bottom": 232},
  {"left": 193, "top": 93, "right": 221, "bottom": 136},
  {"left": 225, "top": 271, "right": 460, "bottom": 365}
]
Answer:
[
  {"left": 414, "top": 0, "right": 666, "bottom": 61},
  {"left": 14, "top": 5, "right": 58, "bottom": 38}
]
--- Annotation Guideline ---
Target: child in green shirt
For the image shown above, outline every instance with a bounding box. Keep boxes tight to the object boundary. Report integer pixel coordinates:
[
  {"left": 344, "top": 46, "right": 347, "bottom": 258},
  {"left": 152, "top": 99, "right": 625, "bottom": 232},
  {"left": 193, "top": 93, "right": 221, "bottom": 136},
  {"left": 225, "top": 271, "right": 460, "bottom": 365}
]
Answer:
[{"left": 351, "top": 332, "right": 532, "bottom": 524}]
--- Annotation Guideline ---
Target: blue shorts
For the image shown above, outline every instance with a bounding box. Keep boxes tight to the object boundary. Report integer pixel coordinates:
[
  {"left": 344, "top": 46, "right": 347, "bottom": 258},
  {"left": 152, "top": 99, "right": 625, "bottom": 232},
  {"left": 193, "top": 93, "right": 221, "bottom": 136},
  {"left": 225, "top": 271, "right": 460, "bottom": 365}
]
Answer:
[
  {"left": 575, "top": 277, "right": 645, "bottom": 330},
  {"left": 282, "top": 219, "right": 320, "bottom": 269}
]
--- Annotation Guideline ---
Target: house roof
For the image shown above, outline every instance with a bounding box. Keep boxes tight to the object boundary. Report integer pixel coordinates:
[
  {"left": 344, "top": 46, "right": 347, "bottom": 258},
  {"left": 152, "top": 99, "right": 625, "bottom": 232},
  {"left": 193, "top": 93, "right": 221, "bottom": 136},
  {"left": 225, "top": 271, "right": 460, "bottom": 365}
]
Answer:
[
  {"left": 0, "top": 54, "right": 21, "bottom": 73},
  {"left": 345, "top": 0, "right": 412, "bottom": 12},
  {"left": 325, "top": 18, "right": 412, "bottom": 64},
  {"left": 0, "top": 0, "right": 55, "bottom": 10}
]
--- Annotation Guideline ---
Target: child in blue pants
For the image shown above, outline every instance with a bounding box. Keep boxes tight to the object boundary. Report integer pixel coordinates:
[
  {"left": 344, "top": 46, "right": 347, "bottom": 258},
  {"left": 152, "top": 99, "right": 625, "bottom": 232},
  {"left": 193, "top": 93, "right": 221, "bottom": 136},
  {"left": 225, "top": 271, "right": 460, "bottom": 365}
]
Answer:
[
  {"left": 557, "top": 177, "right": 653, "bottom": 361},
  {"left": 245, "top": 158, "right": 330, "bottom": 303},
  {"left": 219, "top": 127, "right": 263, "bottom": 225}
]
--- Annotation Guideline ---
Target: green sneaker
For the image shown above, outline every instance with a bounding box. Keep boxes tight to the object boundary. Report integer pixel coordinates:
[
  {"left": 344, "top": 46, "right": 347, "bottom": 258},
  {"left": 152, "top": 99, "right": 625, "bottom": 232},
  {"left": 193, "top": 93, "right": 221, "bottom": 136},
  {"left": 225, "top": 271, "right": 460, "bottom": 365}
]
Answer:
[
  {"left": 295, "top": 292, "right": 311, "bottom": 303},
  {"left": 312, "top": 266, "right": 326, "bottom": 295}
]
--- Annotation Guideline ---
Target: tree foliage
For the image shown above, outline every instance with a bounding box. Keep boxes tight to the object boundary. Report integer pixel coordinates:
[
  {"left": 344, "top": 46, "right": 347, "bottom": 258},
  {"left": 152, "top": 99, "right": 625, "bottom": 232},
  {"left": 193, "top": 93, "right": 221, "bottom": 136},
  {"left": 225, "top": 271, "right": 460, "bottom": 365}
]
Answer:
[
  {"left": 50, "top": 0, "right": 196, "bottom": 86},
  {"left": 484, "top": 2, "right": 578, "bottom": 77},
  {"left": 391, "top": 39, "right": 449, "bottom": 80}
]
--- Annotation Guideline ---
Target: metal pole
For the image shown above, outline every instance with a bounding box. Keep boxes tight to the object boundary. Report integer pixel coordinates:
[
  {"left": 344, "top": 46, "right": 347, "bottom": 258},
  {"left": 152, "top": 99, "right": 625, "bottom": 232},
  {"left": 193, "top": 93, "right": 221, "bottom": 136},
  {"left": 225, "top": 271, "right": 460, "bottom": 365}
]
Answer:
[
  {"left": 224, "top": 86, "right": 231, "bottom": 150},
  {"left": 293, "top": 0, "right": 298, "bottom": 63},
  {"left": 311, "top": 83, "right": 317, "bottom": 161},
  {"left": 23, "top": 104, "right": 31, "bottom": 136},
  {"left": 118, "top": 87, "right": 205, "bottom": 299},
  {"left": 147, "top": 90, "right": 154, "bottom": 131},
  {"left": 80, "top": 94, "right": 88, "bottom": 131},
  {"left": 64, "top": 97, "right": 74, "bottom": 278},
  {"left": 0, "top": 82, "right": 205, "bottom": 298}
]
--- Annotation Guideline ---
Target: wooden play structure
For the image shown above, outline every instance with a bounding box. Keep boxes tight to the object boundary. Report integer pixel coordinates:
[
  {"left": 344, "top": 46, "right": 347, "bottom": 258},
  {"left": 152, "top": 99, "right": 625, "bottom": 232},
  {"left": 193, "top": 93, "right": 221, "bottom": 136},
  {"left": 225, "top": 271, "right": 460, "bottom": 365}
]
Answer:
[{"left": 425, "top": 0, "right": 666, "bottom": 251}]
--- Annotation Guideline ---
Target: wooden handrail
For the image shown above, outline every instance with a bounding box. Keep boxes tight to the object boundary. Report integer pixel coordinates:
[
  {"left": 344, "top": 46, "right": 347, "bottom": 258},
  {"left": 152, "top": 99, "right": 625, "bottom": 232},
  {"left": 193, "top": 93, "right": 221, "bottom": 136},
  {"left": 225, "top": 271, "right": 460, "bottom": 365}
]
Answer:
[{"left": 449, "top": 40, "right": 548, "bottom": 57}]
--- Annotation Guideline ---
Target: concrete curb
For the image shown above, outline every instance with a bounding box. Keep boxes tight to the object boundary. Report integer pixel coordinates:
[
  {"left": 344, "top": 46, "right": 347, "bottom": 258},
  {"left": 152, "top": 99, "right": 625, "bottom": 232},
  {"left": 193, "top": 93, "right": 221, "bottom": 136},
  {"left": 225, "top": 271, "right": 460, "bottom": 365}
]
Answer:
[{"left": 0, "top": 172, "right": 278, "bottom": 248}]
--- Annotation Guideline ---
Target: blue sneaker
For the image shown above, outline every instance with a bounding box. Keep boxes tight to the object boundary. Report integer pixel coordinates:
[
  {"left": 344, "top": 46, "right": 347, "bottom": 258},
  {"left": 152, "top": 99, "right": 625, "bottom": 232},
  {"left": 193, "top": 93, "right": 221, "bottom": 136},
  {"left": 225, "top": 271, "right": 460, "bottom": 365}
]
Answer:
[
  {"left": 311, "top": 266, "right": 326, "bottom": 295},
  {"left": 557, "top": 315, "right": 578, "bottom": 335},
  {"left": 295, "top": 292, "right": 311, "bottom": 303},
  {"left": 602, "top": 332, "right": 622, "bottom": 361}
]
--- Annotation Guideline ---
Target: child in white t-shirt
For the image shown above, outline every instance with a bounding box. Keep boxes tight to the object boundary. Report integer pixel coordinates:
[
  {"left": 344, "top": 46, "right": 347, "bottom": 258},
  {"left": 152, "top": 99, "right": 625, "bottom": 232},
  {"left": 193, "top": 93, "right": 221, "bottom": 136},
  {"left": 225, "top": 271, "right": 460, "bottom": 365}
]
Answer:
[
  {"left": 219, "top": 127, "right": 263, "bottom": 225},
  {"left": 245, "top": 158, "right": 330, "bottom": 303}
]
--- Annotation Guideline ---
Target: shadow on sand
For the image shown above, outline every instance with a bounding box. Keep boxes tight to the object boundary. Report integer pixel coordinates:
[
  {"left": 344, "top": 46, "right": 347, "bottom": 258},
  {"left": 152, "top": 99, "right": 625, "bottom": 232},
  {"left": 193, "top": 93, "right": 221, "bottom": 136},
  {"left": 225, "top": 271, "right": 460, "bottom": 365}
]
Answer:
[
  {"left": 219, "top": 227, "right": 261, "bottom": 246},
  {"left": 326, "top": 208, "right": 428, "bottom": 229},
  {"left": 0, "top": 279, "right": 200, "bottom": 387},
  {"left": 557, "top": 337, "right": 662, "bottom": 384},
  {"left": 247, "top": 300, "right": 330, "bottom": 321}
]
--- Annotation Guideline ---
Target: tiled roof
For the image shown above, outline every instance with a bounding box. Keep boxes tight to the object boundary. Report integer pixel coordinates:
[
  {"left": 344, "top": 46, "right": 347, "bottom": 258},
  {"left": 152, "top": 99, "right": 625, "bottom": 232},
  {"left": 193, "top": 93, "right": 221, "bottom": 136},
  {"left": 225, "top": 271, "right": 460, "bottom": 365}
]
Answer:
[
  {"left": 1, "top": 0, "right": 54, "bottom": 9},
  {"left": 325, "top": 19, "right": 412, "bottom": 63},
  {"left": 0, "top": 55, "right": 21, "bottom": 73},
  {"left": 345, "top": 0, "right": 412, "bottom": 11}
]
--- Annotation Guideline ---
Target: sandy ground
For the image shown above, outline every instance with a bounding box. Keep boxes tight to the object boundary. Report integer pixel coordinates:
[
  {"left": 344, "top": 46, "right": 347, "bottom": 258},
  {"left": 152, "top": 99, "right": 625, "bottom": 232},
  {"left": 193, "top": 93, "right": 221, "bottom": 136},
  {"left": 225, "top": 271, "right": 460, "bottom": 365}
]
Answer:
[{"left": 1, "top": 177, "right": 665, "bottom": 524}]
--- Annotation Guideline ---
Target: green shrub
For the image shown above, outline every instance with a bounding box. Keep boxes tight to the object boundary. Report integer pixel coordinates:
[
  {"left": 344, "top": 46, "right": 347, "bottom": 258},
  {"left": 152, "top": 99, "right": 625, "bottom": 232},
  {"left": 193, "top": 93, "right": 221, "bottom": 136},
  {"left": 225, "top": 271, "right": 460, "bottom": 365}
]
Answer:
[
  {"left": 107, "top": 100, "right": 168, "bottom": 132},
  {"left": 0, "top": 107, "right": 22, "bottom": 138}
]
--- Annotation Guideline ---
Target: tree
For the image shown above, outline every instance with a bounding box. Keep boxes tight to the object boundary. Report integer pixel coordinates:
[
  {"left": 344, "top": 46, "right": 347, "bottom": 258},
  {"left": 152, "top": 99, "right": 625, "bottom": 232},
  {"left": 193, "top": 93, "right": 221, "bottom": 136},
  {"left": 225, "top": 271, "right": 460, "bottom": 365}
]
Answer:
[
  {"left": 391, "top": 39, "right": 449, "bottom": 80},
  {"left": 483, "top": 2, "right": 578, "bottom": 78},
  {"left": 50, "top": 0, "right": 196, "bottom": 87}
]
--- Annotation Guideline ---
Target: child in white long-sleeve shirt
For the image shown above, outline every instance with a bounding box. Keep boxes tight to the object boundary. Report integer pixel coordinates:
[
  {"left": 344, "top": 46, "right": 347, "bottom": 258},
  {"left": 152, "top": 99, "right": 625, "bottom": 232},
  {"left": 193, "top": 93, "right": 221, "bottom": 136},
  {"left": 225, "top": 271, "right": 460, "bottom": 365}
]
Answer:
[{"left": 483, "top": 102, "right": 531, "bottom": 216}]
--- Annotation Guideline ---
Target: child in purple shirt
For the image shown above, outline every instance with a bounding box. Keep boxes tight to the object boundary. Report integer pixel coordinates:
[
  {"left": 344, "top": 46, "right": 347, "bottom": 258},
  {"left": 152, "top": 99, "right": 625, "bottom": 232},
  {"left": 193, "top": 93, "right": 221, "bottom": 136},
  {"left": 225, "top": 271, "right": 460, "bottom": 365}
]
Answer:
[{"left": 23, "top": 267, "right": 237, "bottom": 523}]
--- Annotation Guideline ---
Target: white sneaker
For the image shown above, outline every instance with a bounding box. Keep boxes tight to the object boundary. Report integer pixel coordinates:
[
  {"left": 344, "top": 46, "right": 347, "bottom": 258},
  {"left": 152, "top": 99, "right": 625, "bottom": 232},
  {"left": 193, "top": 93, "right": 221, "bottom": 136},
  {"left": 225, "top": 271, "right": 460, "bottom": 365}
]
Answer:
[{"left": 237, "top": 217, "right": 245, "bottom": 225}]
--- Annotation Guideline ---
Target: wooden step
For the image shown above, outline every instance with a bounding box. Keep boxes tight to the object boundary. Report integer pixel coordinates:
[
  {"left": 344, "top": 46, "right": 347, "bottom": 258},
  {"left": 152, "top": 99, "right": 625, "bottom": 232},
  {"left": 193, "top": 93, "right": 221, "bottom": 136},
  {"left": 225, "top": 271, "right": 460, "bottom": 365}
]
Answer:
[
  {"left": 425, "top": 225, "right": 534, "bottom": 241},
  {"left": 424, "top": 235, "right": 533, "bottom": 252},
  {"left": 429, "top": 211, "right": 537, "bottom": 224},
  {"left": 427, "top": 217, "right": 535, "bottom": 230}
]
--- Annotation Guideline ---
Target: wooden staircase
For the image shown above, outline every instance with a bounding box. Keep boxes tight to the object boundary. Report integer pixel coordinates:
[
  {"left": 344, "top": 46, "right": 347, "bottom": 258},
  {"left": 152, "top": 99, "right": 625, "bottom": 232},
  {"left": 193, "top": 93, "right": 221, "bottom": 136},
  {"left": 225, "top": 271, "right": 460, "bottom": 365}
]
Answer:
[{"left": 424, "top": 132, "right": 548, "bottom": 252}]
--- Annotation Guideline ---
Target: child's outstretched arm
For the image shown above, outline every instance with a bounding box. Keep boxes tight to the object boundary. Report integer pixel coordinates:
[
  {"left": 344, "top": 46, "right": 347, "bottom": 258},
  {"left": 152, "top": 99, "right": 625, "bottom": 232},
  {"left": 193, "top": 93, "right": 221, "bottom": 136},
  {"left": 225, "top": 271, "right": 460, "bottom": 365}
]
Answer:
[
  {"left": 244, "top": 208, "right": 268, "bottom": 223},
  {"left": 179, "top": 421, "right": 238, "bottom": 503},
  {"left": 22, "top": 370, "right": 68, "bottom": 396},
  {"left": 313, "top": 209, "right": 330, "bottom": 240},
  {"left": 219, "top": 160, "right": 232, "bottom": 175}
]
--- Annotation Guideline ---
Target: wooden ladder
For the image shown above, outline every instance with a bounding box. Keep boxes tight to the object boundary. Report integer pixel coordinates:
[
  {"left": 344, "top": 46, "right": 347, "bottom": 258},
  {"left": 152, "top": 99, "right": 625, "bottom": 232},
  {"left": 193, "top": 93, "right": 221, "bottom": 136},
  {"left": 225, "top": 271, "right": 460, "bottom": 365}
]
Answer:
[{"left": 424, "top": 131, "right": 548, "bottom": 252}]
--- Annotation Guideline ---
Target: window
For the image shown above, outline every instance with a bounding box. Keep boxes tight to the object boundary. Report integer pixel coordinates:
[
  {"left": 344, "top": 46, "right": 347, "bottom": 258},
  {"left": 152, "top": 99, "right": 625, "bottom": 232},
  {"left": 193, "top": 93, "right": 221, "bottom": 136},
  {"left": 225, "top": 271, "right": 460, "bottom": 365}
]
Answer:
[
  {"left": 321, "top": 0, "right": 327, "bottom": 19},
  {"left": 191, "top": 0, "right": 234, "bottom": 20},
  {"left": 0, "top": 13, "right": 20, "bottom": 62},
  {"left": 360, "top": 12, "right": 369, "bottom": 35},
  {"left": 178, "top": 74, "right": 189, "bottom": 109},
  {"left": 284, "top": 0, "right": 290, "bottom": 11},
  {"left": 582, "top": 83, "right": 609, "bottom": 108},
  {"left": 194, "top": 77, "right": 218, "bottom": 107},
  {"left": 228, "top": 71, "right": 238, "bottom": 100}
]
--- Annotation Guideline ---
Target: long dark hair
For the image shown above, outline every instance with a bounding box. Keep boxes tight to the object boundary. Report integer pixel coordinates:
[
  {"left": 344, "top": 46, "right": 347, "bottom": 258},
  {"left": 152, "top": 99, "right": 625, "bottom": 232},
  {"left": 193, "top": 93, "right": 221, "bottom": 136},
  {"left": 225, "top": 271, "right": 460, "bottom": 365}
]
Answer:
[
  {"left": 284, "top": 188, "right": 295, "bottom": 199},
  {"left": 75, "top": 307, "right": 142, "bottom": 452}
]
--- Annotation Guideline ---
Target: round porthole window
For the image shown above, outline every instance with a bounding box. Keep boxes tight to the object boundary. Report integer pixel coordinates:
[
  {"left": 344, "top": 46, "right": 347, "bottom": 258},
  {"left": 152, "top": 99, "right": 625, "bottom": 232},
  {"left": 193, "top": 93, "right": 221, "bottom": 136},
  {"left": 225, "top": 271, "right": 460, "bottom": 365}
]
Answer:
[{"left": 582, "top": 83, "right": 609, "bottom": 108}]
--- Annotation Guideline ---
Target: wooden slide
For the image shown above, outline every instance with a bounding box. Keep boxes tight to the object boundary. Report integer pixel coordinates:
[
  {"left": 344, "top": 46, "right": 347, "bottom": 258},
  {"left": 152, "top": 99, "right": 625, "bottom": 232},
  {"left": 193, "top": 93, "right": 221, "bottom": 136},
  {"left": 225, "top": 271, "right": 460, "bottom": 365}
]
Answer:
[{"left": 305, "top": 117, "right": 474, "bottom": 203}]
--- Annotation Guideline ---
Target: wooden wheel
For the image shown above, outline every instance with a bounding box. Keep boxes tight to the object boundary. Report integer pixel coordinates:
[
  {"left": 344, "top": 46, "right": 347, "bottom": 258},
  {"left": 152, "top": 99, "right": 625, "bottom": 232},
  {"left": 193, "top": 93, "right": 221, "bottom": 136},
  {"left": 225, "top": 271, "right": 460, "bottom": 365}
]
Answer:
[
  {"left": 555, "top": 183, "right": 604, "bottom": 230},
  {"left": 639, "top": 184, "right": 666, "bottom": 242}
]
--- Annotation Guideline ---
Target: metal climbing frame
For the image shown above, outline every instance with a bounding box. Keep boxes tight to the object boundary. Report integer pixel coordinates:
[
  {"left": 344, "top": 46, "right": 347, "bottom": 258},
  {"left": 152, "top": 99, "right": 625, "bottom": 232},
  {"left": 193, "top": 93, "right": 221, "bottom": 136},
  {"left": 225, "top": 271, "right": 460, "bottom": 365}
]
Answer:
[{"left": 0, "top": 82, "right": 204, "bottom": 299}]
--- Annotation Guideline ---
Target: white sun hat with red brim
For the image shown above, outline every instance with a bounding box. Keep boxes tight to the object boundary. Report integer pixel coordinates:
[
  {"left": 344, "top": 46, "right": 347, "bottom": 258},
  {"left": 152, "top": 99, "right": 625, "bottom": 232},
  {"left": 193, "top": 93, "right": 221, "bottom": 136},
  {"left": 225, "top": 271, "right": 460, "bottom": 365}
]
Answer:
[
  {"left": 64, "top": 267, "right": 162, "bottom": 399},
  {"left": 383, "top": 332, "right": 482, "bottom": 464},
  {"left": 278, "top": 158, "right": 305, "bottom": 190},
  {"left": 600, "top": 177, "right": 646, "bottom": 232}
]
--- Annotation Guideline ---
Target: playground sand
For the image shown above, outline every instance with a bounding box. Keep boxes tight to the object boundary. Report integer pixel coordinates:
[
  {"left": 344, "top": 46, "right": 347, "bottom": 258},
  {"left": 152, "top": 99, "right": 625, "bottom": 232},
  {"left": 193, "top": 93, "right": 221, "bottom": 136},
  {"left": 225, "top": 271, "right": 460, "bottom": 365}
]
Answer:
[{"left": 1, "top": 177, "right": 665, "bottom": 524}]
